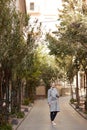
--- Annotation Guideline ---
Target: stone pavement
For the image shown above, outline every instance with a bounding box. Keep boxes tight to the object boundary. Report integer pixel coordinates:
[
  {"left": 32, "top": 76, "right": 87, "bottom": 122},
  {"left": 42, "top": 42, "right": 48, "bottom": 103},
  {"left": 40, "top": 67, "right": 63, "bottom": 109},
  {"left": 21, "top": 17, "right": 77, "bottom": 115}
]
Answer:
[{"left": 14, "top": 96, "right": 87, "bottom": 130}]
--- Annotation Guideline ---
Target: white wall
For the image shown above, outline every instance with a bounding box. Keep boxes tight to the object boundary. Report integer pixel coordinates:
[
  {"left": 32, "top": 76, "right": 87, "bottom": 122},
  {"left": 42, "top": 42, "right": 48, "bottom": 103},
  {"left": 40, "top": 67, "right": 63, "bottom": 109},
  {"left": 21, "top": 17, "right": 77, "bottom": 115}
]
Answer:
[{"left": 25, "top": 0, "right": 62, "bottom": 32}]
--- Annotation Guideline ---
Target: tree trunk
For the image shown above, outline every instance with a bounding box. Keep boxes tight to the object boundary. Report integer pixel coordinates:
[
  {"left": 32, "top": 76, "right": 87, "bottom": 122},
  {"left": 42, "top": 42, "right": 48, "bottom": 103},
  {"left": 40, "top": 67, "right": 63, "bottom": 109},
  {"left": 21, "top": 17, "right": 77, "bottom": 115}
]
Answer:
[
  {"left": 11, "top": 77, "right": 22, "bottom": 113},
  {"left": 11, "top": 80, "right": 18, "bottom": 114},
  {"left": 17, "top": 77, "right": 21, "bottom": 112},
  {"left": 76, "top": 72, "right": 80, "bottom": 108},
  {"left": 70, "top": 81, "right": 73, "bottom": 99},
  {"left": 85, "top": 71, "right": 87, "bottom": 110}
]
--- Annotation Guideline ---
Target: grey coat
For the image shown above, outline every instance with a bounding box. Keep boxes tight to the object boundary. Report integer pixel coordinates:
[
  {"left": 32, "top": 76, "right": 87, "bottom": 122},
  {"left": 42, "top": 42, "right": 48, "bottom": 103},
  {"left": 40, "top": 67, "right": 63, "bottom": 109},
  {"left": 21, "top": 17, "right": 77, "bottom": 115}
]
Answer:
[{"left": 47, "top": 87, "right": 60, "bottom": 112}]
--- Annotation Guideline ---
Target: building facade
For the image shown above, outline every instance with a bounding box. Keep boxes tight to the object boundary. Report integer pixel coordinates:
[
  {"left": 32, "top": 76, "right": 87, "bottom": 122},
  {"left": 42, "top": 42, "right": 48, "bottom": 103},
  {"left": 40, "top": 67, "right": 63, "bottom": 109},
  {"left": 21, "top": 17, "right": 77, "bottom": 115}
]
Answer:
[
  {"left": 25, "top": 0, "right": 62, "bottom": 32},
  {"left": 16, "top": 0, "right": 26, "bottom": 13}
]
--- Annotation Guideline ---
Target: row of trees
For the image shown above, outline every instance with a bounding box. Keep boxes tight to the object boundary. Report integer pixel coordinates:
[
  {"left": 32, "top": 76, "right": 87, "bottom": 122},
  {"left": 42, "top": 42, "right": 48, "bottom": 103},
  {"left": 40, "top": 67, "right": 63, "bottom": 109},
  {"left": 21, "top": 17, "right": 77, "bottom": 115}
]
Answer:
[
  {"left": 0, "top": 0, "right": 30, "bottom": 125},
  {"left": 2, "top": 0, "right": 87, "bottom": 126},
  {"left": 0, "top": 0, "right": 59, "bottom": 126},
  {"left": 46, "top": 0, "right": 87, "bottom": 110}
]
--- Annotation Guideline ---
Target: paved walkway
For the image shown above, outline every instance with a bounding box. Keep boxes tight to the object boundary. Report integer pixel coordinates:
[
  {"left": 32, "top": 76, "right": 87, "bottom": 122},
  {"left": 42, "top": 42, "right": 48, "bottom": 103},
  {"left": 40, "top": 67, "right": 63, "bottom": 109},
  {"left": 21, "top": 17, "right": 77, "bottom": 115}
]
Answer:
[{"left": 16, "top": 96, "right": 87, "bottom": 130}]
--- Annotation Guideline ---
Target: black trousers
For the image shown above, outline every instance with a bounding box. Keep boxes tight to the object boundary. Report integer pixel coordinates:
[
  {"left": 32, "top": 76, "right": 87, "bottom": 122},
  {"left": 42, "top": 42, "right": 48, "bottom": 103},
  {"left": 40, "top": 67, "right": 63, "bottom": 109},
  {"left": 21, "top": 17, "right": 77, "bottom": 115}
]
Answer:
[{"left": 50, "top": 111, "right": 58, "bottom": 121}]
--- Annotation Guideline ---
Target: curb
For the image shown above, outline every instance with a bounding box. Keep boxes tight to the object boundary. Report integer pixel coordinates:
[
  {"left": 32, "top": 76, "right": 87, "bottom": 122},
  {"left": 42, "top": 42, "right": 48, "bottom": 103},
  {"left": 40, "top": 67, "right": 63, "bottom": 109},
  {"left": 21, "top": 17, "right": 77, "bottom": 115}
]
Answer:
[
  {"left": 13, "top": 105, "right": 33, "bottom": 130},
  {"left": 70, "top": 103, "right": 87, "bottom": 120}
]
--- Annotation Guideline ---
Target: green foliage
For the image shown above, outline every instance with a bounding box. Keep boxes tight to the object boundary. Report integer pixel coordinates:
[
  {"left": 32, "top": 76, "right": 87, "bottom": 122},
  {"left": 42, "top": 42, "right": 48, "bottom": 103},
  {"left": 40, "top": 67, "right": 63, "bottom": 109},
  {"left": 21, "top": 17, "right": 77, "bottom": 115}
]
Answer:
[
  {"left": 0, "top": 124, "right": 12, "bottom": 130},
  {"left": 23, "top": 98, "right": 30, "bottom": 106},
  {"left": 0, "top": 0, "right": 27, "bottom": 72},
  {"left": 84, "top": 111, "right": 87, "bottom": 114},
  {"left": 70, "top": 98, "right": 77, "bottom": 104},
  {"left": 0, "top": 0, "right": 30, "bottom": 124},
  {"left": 16, "top": 111, "right": 25, "bottom": 119},
  {"left": 46, "top": 0, "right": 87, "bottom": 83},
  {"left": 34, "top": 44, "right": 60, "bottom": 87}
]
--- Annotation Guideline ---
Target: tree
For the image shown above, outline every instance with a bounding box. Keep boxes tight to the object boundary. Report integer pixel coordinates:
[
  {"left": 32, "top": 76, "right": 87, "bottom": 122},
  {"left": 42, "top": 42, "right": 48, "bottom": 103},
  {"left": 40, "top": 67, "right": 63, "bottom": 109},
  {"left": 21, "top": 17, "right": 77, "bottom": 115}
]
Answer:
[
  {"left": 46, "top": 0, "right": 87, "bottom": 107},
  {"left": 0, "top": 0, "right": 28, "bottom": 124}
]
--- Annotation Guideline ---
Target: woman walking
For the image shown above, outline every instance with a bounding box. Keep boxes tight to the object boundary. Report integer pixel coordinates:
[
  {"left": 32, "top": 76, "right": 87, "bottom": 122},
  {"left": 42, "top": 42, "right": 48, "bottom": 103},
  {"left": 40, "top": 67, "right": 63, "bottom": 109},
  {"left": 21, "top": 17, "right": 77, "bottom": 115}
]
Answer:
[{"left": 47, "top": 83, "right": 60, "bottom": 126}]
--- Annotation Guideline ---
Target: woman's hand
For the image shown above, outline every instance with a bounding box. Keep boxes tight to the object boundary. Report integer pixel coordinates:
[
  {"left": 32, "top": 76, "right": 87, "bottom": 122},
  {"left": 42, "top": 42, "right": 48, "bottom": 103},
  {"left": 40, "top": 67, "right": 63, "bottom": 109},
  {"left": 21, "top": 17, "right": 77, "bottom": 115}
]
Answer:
[
  {"left": 48, "top": 103, "right": 51, "bottom": 107},
  {"left": 56, "top": 95, "right": 59, "bottom": 98}
]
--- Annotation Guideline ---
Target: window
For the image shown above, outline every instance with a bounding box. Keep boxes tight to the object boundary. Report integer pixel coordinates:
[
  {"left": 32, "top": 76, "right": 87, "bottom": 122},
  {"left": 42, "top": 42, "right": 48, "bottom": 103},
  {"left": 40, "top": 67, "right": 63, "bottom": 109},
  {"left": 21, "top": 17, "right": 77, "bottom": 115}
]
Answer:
[{"left": 30, "top": 2, "right": 34, "bottom": 10}]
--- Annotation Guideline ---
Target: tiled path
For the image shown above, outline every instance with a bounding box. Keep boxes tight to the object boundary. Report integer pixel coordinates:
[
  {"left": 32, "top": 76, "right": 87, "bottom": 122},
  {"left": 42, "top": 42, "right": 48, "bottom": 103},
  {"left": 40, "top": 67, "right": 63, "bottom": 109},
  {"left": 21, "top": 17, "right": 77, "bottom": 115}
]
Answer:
[{"left": 16, "top": 96, "right": 87, "bottom": 130}]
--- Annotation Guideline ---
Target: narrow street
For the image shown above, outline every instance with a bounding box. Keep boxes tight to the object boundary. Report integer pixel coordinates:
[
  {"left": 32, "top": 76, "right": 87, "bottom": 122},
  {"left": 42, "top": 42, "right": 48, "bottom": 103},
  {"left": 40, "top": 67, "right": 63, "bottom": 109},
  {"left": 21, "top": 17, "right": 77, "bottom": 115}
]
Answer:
[{"left": 17, "top": 96, "right": 87, "bottom": 130}]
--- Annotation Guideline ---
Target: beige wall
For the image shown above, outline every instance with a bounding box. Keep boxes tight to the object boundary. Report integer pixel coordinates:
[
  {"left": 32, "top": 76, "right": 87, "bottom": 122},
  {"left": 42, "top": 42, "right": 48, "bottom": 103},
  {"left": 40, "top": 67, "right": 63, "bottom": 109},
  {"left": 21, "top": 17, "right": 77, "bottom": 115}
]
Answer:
[
  {"left": 61, "top": 88, "right": 71, "bottom": 96},
  {"left": 36, "top": 86, "right": 46, "bottom": 97}
]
